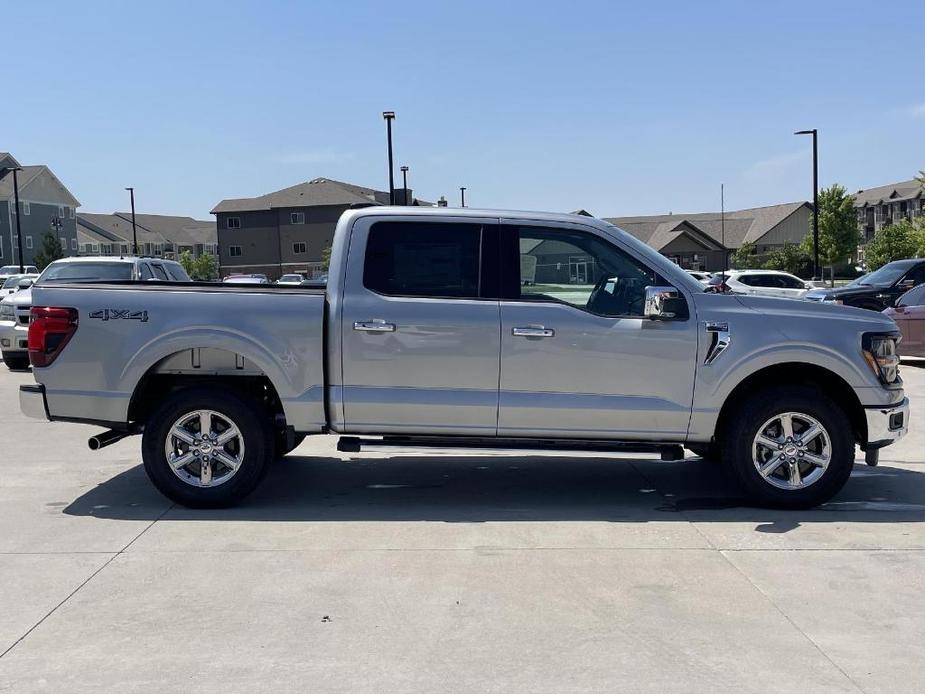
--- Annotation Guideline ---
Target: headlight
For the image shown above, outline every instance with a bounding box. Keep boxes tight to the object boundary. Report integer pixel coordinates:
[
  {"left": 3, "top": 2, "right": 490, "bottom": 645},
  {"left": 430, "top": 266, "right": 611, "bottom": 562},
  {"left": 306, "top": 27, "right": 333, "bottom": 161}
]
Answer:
[
  {"left": 862, "top": 333, "right": 901, "bottom": 385},
  {"left": 0, "top": 304, "right": 14, "bottom": 321}
]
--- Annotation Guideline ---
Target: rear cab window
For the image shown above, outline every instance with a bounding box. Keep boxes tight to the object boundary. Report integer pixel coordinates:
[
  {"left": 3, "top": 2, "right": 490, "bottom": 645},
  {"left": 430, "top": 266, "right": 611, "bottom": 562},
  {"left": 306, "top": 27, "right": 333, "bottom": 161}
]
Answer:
[
  {"left": 363, "top": 221, "right": 487, "bottom": 299},
  {"left": 150, "top": 264, "right": 170, "bottom": 280}
]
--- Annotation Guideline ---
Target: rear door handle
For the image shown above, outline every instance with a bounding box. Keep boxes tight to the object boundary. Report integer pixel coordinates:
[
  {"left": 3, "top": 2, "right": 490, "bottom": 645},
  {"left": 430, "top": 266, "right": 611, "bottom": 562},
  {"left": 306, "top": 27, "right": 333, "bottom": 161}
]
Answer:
[
  {"left": 512, "top": 326, "right": 554, "bottom": 338},
  {"left": 353, "top": 320, "right": 396, "bottom": 333}
]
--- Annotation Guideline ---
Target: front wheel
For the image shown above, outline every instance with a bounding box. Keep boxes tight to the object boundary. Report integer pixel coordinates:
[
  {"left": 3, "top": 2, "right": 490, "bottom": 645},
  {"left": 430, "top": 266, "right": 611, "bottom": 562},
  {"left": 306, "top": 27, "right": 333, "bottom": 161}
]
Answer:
[
  {"left": 142, "top": 387, "right": 273, "bottom": 508},
  {"left": 721, "top": 385, "right": 854, "bottom": 509}
]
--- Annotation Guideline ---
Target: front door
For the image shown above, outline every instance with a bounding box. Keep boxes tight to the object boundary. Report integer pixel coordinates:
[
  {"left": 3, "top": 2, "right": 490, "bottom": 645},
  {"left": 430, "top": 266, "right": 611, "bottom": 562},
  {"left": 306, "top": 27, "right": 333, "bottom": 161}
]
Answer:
[
  {"left": 340, "top": 216, "right": 501, "bottom": 435},
  {"left": 497, "top": 223, "right": 698, "bottom": 439}
]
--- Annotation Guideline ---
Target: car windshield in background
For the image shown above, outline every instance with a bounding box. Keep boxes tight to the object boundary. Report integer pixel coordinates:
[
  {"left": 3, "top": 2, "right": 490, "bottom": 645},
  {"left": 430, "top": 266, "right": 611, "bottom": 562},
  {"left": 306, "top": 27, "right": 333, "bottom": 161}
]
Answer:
[
  {"left": 2, "top": 276, "right": 26, "bottom": 289},
  {"left": 38, "top": 263, "right": 133, "bottom": 283},
  {"left": 0, "top": 266, "right": 22, "bottom": 274},
  {"left": 858, "top": 261, "right": 915, "bottom": 286}
]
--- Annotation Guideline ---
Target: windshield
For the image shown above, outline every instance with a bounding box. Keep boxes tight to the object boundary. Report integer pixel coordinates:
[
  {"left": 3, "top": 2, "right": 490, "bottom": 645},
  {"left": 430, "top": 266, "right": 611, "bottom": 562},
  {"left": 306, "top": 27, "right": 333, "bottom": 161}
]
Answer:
[
  {"left": 2, "top": 276, "right": 27, "bottom": 289},
  {"left": 858, "top": 262, "right": 914, "bottom": 286},
  {"left": 38, "top": 262, "right": 133, "bottom": 283}
]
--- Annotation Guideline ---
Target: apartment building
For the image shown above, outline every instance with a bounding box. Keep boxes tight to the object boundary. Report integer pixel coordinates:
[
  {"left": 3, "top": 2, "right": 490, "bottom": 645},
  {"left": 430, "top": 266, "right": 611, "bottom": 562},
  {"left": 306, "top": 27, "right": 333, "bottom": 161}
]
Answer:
[
  {"left": 77, "top": 213, "right": 216, "bottom": 259},
  {"left": 211, "top": 177, "right": 432, "bottom": 280},
  {"left": 853, "top": 179, "right": 924, "bottom": 243},
  {"left": 0, "top": 152, "right": 80, "bottom": 265}
]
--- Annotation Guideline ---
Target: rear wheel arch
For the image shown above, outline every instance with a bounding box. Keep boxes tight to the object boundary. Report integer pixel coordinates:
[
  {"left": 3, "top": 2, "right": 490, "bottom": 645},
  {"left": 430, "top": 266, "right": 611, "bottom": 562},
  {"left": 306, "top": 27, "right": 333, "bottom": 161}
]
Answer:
[
  {"left": 127, "top": 348, "right": 286, "bottom": 427},
  {"left": 714, "top": 362, "right": 866, "bottom": 447}
]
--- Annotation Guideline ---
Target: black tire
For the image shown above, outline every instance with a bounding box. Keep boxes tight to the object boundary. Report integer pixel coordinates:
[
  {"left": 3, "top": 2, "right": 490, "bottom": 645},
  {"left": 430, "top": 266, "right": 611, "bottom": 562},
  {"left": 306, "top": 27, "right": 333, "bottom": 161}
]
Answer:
[
  {"left": 3, "top": 353, "right": 30, "bottom": 371},
  {"left": 142, "top": 387, "right": 273, "bottom": 508},
  {"left": 274, "top": 431, "right": 307, "bottom": 458},
  {"left": 721, "top": 385, "right": 854, "bottom": 509}
]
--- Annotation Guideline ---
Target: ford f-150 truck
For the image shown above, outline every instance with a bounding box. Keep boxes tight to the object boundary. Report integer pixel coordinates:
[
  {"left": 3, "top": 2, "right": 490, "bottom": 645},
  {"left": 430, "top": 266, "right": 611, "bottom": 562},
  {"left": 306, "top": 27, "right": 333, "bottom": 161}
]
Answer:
[{"left": 20, "top": 207, "right": 909, "bottom": 509}]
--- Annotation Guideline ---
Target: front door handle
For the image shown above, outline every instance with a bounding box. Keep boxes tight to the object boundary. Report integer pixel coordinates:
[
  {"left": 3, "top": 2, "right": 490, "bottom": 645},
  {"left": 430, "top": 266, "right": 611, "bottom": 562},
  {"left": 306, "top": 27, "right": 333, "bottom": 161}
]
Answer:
[
  {"left": 512, "top": 326, "right": 555, "bottom": 338},
  {"left": 353, "top": 320, "right": 396, "bottom": 333}
]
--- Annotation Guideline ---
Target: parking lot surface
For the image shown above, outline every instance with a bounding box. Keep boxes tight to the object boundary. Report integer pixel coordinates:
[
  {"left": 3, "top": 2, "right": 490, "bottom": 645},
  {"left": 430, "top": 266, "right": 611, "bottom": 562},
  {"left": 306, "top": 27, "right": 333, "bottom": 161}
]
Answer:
[{"left": 1, "top": 362, "right": 923, "bottom": 693}]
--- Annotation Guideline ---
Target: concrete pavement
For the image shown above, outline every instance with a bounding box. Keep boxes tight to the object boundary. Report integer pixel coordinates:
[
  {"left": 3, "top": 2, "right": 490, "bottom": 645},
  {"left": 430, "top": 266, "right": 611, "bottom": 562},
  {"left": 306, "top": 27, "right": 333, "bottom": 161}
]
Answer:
[{"left": 0, "top": 362, "right": 923, "bottom": 693}]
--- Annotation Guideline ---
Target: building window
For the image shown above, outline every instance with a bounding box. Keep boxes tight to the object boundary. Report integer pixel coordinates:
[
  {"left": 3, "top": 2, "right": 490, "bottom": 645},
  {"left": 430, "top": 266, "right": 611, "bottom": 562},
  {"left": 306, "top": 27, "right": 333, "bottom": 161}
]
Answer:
[
  {"left": 69, "top": 206, "right": 75, "bottom": 219},
  {"left": 60, "top": 237, "right": 67, "bottom": 252},
  {"left": 205, "top": 243, "right": 217, "bottom": 255},
  {"left": 229, "top": 245, "right": 242, "bottom": 257},
  {"left": 293, "top": 242, "right": 307, "bottom": 254},
  {"left": 290, "top": 212, "right": 305, "bottom": 224},
  {"left": 22, "top": 202, "right": 30, "bottom": 216},
  {"left": 155, "top": 243, "right": 163, "bottom": 256},
  {"left": 71, "top": 238, "right": 78, "bottom": 251},
  {"left": 101, "top": 243, "right": 113, "bottom": 255},
  {"left": 58, "top": 205, "right": 65, "bottom": 218},
  {"left": 25, "top": 236, "right": 33, "bottom": 249},
  {"left": 226, "top": 217, "right": 241, "bottom": 229},
  {"left": 92, "top": 243, "right": 100, "bottom": 254},
  {"left": 121, "top": 244, "right": 129, "bottom": 254}
]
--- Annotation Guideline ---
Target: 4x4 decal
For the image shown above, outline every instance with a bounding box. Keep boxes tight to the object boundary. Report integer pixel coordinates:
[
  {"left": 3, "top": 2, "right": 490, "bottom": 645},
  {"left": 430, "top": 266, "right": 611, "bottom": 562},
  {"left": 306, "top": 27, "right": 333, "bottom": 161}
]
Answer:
[{"left": 89, "top": 309, "right": 149, "bottom": 322}]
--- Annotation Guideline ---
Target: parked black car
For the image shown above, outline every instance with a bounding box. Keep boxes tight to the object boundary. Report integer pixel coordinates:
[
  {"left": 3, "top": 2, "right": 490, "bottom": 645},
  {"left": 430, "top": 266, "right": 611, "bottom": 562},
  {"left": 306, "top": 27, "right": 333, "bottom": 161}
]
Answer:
[{"left": 804, "top": 258, "right": 925, "bottom": 311}]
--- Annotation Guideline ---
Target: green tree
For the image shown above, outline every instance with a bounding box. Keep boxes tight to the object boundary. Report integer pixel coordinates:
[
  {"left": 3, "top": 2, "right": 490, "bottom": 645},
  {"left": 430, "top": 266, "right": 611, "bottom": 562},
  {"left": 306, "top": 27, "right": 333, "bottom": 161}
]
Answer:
[
  {"left": 320, "top": 244, "right": 332, "bottom": 272},
  {"left": 178, "top": 250, "right": 218, "bottom": 280},
  {"left": 762, "top": 242, "right": 812, "bottom": 277},
  {"left": 729, "top": 241, "right": 757, "bottom": 269},
  {"left": 799, "top": 184, "right": 859, "bottom": 284},
  {"left": 32, "top": 232, "right": 65, "bottom": 270},
  {"left": 864, "top": 219, "right": 919, "bottom": 270}
]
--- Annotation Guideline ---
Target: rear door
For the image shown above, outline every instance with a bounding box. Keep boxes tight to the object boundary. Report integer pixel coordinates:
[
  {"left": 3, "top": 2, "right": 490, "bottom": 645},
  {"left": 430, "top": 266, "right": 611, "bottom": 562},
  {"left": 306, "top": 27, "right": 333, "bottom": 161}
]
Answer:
[{"left": 339, "top": 216, "right": 501, "bottom": 435}]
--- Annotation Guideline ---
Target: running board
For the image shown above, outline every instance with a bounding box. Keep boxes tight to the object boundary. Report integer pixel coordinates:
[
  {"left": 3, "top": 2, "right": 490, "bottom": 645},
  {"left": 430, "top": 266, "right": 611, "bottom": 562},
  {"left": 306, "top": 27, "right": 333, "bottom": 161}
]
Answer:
[{"left": 337, "top": 436, "right": 686, "bottom": 461}]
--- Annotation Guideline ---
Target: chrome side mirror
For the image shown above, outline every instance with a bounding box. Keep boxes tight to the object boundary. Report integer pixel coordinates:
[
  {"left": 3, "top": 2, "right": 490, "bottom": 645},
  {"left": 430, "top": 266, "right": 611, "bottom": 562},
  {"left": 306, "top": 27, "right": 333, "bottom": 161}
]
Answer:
[
  {"left": 17, "top": 279, "right": 33, "bottom": 290},
  {"left": 644, "top": 286, "right": 683, "bottom": 320}
]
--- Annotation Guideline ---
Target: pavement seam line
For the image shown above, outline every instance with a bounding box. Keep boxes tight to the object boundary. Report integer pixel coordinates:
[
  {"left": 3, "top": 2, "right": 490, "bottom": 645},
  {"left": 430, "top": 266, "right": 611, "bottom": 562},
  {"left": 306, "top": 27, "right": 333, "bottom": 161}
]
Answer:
[
  {"left": 0, "top": 503, "right": 175, "bottom": 660},
  {"left": 625, "top": 459, "right": 867, "bottom": 694}
]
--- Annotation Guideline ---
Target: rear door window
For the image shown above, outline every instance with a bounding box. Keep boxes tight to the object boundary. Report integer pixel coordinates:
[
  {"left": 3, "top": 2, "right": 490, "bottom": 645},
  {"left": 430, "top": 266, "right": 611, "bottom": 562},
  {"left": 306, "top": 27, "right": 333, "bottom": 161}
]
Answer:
[
  {"left": 898, "top": 285, "right": 925, "bottom": 307},
  {"left": 363, "top": 221, "right": 484, "bottom": 299}
]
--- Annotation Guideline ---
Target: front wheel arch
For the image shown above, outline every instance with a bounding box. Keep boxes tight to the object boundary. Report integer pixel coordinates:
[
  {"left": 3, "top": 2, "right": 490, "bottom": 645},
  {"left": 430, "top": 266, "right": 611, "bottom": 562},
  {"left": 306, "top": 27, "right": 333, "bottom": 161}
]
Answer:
[{"left": 714, "top": 363, "right": 866, "bottom": 448}]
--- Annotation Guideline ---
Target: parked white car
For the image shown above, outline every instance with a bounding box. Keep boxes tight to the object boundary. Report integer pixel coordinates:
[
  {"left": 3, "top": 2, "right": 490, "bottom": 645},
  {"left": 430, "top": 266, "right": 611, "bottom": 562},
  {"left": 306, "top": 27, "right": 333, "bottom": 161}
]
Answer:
[
  {"left": 685, "top": 270, "right": 711, "bottom": 283},
  {"left": 2, "top": 274, "right": 38, "bottom": 295},
  {"left": 276, "top": 273, "right": 305, "bottom": 285},
  {"left": 706, "top": 270, "right": 812, "bottom": 299},
  {"left": 0, "top": 265, "right": 38, "bottom": 281}
]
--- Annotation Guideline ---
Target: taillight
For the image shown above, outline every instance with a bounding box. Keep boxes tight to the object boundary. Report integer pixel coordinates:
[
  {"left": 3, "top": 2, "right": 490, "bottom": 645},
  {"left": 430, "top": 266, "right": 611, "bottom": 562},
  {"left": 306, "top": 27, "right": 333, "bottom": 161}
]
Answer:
[{"left": 28, "top": 307, "right": 78, "bottom": 367}]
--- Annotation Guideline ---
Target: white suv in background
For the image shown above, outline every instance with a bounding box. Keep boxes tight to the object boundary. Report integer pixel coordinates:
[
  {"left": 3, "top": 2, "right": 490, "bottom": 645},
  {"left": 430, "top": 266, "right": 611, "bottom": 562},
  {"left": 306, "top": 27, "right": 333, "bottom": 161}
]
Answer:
[{"left": 706, "top": 270, "right": 812, "bottom": 299}]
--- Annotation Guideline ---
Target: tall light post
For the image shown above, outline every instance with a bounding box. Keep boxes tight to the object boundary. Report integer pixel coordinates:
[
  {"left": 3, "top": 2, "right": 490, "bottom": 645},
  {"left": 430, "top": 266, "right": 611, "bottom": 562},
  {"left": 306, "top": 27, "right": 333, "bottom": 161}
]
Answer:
[
  {"left": 795, "top": 129, "right": 820, "bottom": 279},
  {"left": 125, "top": 187, "right": 138, "bottom": 255},
  {"left": 0, "top": 166, "right": 25, "bottom": 272},
  {"left": 400, "top": 165, "right": 409, "bottom": 205},
  {"left": 460, "top": 187, "right": 466, "bottom": 208},
  {"left": 382, "top": 111, "right": 396, "bottom": 205}
]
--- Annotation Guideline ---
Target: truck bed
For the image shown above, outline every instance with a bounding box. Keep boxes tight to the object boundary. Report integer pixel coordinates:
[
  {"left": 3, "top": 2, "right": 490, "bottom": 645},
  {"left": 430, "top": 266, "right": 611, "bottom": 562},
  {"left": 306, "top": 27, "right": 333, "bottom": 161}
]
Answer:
[{"left": 28, "top": 281, "right": 328, "bottom": 431}]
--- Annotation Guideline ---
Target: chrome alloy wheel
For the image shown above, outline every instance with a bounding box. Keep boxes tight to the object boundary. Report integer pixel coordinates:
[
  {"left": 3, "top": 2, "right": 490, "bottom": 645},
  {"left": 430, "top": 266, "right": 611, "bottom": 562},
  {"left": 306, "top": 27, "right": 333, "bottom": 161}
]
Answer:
[
  {"left": 165, "top": 410, "right": 246, "bottom": 488},
  {"left": 751, "top": 411, "right": 832, "bottom": 491}
]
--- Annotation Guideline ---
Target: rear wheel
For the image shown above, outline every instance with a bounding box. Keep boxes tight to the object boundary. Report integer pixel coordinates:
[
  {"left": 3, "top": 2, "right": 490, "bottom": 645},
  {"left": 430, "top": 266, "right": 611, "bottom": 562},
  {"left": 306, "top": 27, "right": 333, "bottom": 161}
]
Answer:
[
  {"left": 142, "top": 387, "right": 272, "bottom": 508},
  {"left": 2, "top": 353, "right": 30, "bottom": 370},
  {"left": 721, "top": 385, "right": 854, "bottom": 509}
]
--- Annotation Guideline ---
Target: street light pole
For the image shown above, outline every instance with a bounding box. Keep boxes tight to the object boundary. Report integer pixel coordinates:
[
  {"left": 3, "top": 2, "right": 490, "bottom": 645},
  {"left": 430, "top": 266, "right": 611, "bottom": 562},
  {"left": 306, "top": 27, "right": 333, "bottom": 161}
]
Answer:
[
  {"left": 460, "top": 187, "right": 466, "bottom": 208},
  {"left": 125, "top": 187, "right": 138, "bottom": 255},
  {"left": 795, "top": 129, "right": 820, "bottom": 280},
  {"left": 400, "top": 165, "right": 409, "bottom": 205},
  {"left": 382, "top": 111, "right": 396, "bottom": 205}
]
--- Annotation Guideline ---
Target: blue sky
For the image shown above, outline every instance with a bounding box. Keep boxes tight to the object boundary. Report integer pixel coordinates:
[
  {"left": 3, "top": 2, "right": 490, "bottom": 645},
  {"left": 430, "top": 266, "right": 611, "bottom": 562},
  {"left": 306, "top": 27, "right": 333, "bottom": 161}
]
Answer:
[{"left": 5, "top": 0, "right": 924, "bottom": 219}]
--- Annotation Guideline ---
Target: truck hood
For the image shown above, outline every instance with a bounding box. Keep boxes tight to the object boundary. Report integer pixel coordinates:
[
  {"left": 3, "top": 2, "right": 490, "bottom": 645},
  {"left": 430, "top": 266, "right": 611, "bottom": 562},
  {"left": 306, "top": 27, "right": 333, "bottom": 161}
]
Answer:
[
  {"left": 1, "top": 288, "right": 33, "bottom": 307},
  {"left": 730, "top": 293, "right": 898, "bottom": 334}
]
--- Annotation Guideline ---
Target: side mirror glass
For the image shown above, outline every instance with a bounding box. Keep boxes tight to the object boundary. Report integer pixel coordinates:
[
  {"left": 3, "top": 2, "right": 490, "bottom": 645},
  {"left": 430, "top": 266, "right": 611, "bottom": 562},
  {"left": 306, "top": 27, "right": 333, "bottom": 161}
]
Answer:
[{"left": 644, "top": 286, "right": 684, "bottom": 320}]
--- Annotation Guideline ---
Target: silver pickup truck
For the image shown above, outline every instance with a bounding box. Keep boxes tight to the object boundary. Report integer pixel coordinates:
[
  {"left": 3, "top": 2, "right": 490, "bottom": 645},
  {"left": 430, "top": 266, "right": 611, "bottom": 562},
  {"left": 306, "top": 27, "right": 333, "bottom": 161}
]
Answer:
[{"left": 20, "top": 207, "right": 908, "bottom": 509}]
